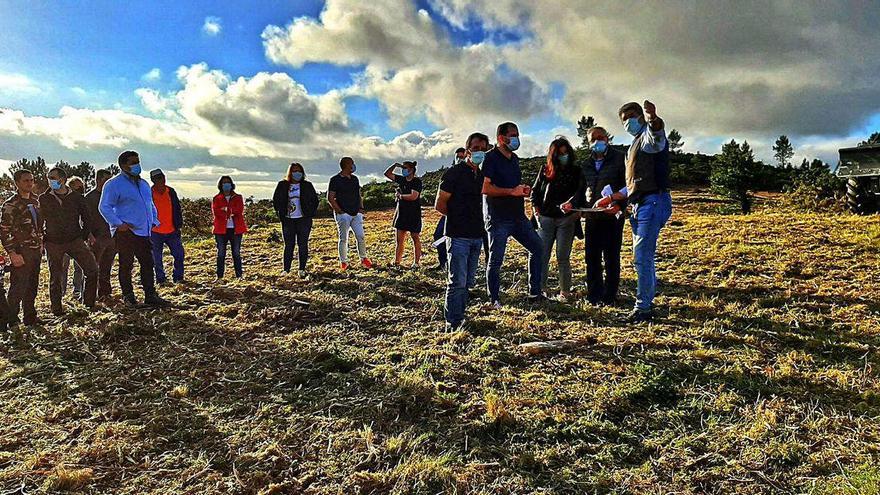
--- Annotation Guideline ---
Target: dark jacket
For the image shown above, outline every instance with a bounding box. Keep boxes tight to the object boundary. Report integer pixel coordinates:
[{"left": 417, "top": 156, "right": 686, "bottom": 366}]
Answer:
[
  {"left": 84, "top": 188, "right": 112, "bottom": 238},
  {"left": 38, "top": 189, "right": 90, "bottom": 244},
  {"left": 168, "top": 186, "right": 184, "bottom": 232},
  {"left": 531, "top": 161, "right": 584, "bottom": 219},
  {"left": 579, "top": 146, "right": 627, "bottom": 209},
  {"left": 0, "top": 193, "right": 43, "bottom": 253},
  {"left": 273, "top": 180, "right": 319, "bottom": 219}
]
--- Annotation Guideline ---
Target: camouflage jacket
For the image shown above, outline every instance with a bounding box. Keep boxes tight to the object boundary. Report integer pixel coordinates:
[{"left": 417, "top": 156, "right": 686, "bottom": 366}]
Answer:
[{"left": 0, "top": 193, "right": 43, "bottom": 253}]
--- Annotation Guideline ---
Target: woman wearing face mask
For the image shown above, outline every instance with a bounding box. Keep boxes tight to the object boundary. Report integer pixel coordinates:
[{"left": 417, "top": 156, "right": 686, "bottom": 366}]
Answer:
[
  {"left": 212, "top": 176, "right": 247, "bottom": 279},
  {"left": 531, "top": 136, "right": 583, "bottom": 300},
  {"left": 272, "top": 163, "right": 319, "bottom": 277},
  {"left": 383, "top": 160, "right": 423, "bottom": 267}
]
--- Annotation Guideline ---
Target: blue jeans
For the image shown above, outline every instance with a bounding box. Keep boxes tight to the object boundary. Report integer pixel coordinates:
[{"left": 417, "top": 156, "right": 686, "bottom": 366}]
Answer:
[
  {"left": 151, "top": 231, "right": 185, "bottom": 282},
  {"left": 486, "top": 217, "right": 543, "bottom": 302},
  {"left": 444, "top": 237, "right": 483, "bottom": 326},
  {"left": 215, "top": 228, "right": 243, "bottom": 278},
  {"left": 630, "top": 191, "right": 673, "bottom": 312}
]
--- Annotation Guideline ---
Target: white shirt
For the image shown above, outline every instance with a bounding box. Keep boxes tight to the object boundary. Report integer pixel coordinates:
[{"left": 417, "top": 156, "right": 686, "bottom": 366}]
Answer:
[
  {"left": 224, "top": 195, "right": 234, "bottom": 228},
  {"left": 288, "top": 183, "right": 303, "bottom": 219}
]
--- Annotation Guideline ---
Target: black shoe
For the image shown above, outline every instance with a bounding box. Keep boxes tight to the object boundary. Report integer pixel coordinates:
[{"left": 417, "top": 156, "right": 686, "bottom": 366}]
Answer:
[
  {"left": 445, "top": 321, "right": 464, "bottom": 332},
  {"left": 627, "top": 310, "right": 654, "bottom": 323},
  {"left": 528, "top": 294, "right": 549, "bottom": 304},
  {"left": 51, "top": 307, "right": 65, "bottom": 317},
  {"left": 144, "top": 293, "right": 170, "bottom": 307},
  {"left": 123, "top": 294, "right": 139, "bottom": 307},
  {"left": 23, "top": 318, "right": 46, "bottom": 326},
  {"left": 601, "top": 297, "right": 619, "bottom": 307}
]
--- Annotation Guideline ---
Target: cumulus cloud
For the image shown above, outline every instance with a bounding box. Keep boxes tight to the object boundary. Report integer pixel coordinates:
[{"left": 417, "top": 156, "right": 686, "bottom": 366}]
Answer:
[
  {"left": 430, "top": 0, "right": 880, "bottom": 142},
  {"left": 262, "top": 0, "right": 552, "bottom": 130},
  {"left": 142, "top": 68, "right": 162, "bottom": 82},
  {"left": 202, "top": 16, "right": 222, "bottom": 36}
]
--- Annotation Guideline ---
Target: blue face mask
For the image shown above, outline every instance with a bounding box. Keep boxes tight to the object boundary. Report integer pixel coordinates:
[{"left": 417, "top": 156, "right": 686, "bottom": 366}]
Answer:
[
  {"left": 401, "top": 168, "right": 410, "bottom": 177},
  {"left": 130, "top": 164, "right": 142, "bottom": 176},
  {"left": 624, "top": 117, "right": 643, "bottom": 136},
  {"left": 291, "top": 171, "right": 304, "bottom": 182},
  {"left": 507, "top": 136, "right": 520, "bottom": 151},
  {"left": 49, "top": 179, "right": 62, "bottom": 190},
  {"left": 351, "top": 164, "right": 357, "bottom": 174},
  {"left": 591, "top": 141, "right": 608, "bottom": 154},
  {"left": 558, "top": 154, "right": 570, "bottom": 166},
  {"left": 222, "top": 183, "right": 232, "bottom": 193},
  {"left": 470, "top": 151, "right": 486, "bottom": 165}
]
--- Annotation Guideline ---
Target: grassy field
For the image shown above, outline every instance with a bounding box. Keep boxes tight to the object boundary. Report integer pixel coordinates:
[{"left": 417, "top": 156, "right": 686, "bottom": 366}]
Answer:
[{"left": 2, "top": 190, "right": 880, "bottom": 494}]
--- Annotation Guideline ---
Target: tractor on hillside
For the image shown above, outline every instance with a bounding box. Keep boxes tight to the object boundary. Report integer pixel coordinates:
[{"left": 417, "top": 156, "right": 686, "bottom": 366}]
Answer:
[{"left": 838, "top": 144, "right": 880, "bottom": 214}]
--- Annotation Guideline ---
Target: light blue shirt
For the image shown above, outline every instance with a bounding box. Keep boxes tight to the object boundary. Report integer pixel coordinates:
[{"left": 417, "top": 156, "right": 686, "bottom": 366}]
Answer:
[{"left": 98, "top": 172, "right": 159, "bottom": 237}]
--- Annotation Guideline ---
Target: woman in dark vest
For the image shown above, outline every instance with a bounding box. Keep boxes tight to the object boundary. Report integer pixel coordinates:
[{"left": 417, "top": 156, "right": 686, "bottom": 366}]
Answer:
[
  {"left": 532, "top": 136, "right": 583, "bottom": 300},
  {"left": 564, "top": 126, "right": 627, "bottom": 305},
  {"left": 383, "top": 161, "right": 423, "bottom": 267},
  {"left": 272, "top": 163, "right": 319, "bottom": 277}
]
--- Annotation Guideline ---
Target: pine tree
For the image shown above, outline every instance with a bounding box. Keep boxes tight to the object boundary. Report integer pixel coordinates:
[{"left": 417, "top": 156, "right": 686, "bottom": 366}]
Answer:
[
  {"left": 576, "top": 115, "right": 596, "bottom": 147},
  {"left": 772, "top": 135, "right": 794, "bottom": 168},
  {"left": 711, "top": 139, "right": 759, "bottom": 214},
  {"left": 668, "top": 129, "right": 684, "bottom": 153}
]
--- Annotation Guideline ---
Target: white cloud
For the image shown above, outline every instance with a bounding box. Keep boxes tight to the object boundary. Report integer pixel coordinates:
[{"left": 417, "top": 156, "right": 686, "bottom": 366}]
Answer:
[
  {"left": 202, "top": 16, "right": 222, "bottom": 36},
  {"left": 0, "top": 72, "right": 41, "bottom": 95},
  {"left": 262, "top": 0, "right": 551, "bottom": 131},
  {"left": 173, "top": 164, "right": 270, "bottom": 177},
  {"left": 142, "top": 68, "right": 162, "bottom": 82}
]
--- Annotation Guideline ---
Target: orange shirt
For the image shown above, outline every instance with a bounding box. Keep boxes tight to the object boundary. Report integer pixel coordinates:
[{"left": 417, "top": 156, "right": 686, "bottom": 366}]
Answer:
[{"left": 152, "top": 187, "right": 175, "bottom": 234}]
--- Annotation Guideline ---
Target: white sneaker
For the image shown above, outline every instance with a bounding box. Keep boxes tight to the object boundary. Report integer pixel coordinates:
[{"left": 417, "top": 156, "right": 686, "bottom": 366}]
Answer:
[
  {"left": 298, "top": 270, "right": 308, "bottom": 279},
  {"left": 492, "top": 300, "right": 502, "bottom": 310}
]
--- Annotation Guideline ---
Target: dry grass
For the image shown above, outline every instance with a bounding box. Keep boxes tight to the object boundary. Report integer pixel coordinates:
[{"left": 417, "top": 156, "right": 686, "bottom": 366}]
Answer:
[{"left": 1, "top": 189, "right": 880, "bottom": 493}]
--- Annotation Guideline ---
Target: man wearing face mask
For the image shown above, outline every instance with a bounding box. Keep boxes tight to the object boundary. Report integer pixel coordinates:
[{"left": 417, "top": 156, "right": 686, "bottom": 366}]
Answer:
[
  {"left": 99, "top": 150, "right": 169, "bottom": 308},
  {"left": 432, "top": 148, "right": 470, "bottom": 271},
  {"left": 596, "top": 100, "right": 671, "bottom": 322},
  {"left": 482, "top": 121, "right": 544, "bottom": 308},
  {"left": 436, "top": 133, "right": 489, "bottom": 331},
  {"left": 149, "top": 169, "right": 185, "bottom": 285},
  {"left": 564, "top": 126, "right": 627, "bottom": 305},
  {"left": 39, "top": 167, "right": 99, "bottom": 316}
]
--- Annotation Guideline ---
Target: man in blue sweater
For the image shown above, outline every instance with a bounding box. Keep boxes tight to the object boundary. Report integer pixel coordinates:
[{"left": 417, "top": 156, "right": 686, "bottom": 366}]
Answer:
[{"left": 99, "top": 150, "right": 169, "bottom": 308}]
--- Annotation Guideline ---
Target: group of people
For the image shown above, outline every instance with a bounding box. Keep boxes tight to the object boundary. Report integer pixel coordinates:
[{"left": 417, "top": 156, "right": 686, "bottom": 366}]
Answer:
[
  {"left": 0, "top": 151, "right": 252, "bottom": 328},
  {"left": 0, "top": 99, "right": 671, "bottom": 333},
  {"left": 436, "top": 100, "right": 671, "bottom": 330}
]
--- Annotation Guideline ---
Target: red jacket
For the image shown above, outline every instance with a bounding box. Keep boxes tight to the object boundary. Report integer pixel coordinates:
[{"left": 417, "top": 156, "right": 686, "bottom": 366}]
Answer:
[{"left": 212, "top": 193, "right": 248, "bottom": 235}]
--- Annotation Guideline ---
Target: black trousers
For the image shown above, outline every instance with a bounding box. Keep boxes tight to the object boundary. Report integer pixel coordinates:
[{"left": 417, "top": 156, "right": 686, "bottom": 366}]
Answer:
[
  {"left": 115, "top": 230, "right": 155, "bottom": 298},
  {"left": 7, "top": 247, "right": 41, "bottom": 324},
  {"left": 46, "top": 239, "right": 99, "bottom": 310},
  {"left": 91, "top": 236, "right": 116, "bottom": 297},
  {"left": 584, "top": 217, "right": 625, "bottom": 303},
  {"left": 281, "top": 217, "right": 312, "bottom": 272}
]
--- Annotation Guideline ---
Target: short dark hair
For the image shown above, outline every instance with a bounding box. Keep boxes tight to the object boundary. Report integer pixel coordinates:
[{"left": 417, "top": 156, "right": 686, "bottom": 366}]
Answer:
[
  {"left": 496, "top": 122, "right": 518, "bottom": 138},
  {"left": 339, "top": 156, "right": 354, "bottom": 169},
  {"left": 48, "top": 166, "right": 67, "bottom": 179},
  {"left": 455, "top": 147, "right": 466, "bottom": 154},
  {"left": 618, "top": 102, "right": 643, "bottom": 118},
  {"left": 466, "top": 132, "right": 489, "bottom": 150},
  {"left": 217, "top": 175, "right": 234, "bottom": 192},
  {"left": 13, "top": 169, "right": 33, "bottom": 182},
  {"left": 403, "top": 160, "right": 417, "bottom": 170},
  {"left": 118, "top": 150, "right": 138, "bottom": 166},
  {"left": 96, "top": 169, "right": 113, "bottom": 182}
]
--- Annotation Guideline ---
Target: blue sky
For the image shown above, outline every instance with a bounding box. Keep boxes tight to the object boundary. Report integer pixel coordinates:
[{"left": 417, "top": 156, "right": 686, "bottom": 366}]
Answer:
[{"left": 1, "top": 0, "right": 878, "bottom": 197}]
